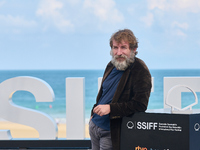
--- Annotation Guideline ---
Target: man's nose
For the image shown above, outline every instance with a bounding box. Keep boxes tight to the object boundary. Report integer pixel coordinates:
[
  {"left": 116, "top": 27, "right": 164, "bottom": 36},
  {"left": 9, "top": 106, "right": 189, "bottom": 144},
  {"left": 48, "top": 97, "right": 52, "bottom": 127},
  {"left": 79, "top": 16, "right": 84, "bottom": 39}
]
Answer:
[{"left": 116, "top": 48, "right": 123, "bottom": 55}]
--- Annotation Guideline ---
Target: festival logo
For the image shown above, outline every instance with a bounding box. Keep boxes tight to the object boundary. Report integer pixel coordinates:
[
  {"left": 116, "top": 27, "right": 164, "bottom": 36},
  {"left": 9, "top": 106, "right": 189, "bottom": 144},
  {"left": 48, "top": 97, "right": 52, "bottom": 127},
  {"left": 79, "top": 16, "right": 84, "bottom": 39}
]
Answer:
[
  {"left": 194, "top": 123, "right": 200, "bottom": 131},
  {"left": 127, "top": 121, "right": 135, "bottom": 129},
  {"left": 127, "top": 121, "right": 158, "bottom": 130}
]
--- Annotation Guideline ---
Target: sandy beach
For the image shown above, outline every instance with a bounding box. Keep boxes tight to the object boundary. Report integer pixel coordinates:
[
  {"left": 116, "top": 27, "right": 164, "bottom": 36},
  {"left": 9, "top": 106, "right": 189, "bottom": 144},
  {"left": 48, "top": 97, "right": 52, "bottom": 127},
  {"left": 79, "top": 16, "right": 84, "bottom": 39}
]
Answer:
[{"left": 0, "top": 121, "right": 90, "bottom": 139}]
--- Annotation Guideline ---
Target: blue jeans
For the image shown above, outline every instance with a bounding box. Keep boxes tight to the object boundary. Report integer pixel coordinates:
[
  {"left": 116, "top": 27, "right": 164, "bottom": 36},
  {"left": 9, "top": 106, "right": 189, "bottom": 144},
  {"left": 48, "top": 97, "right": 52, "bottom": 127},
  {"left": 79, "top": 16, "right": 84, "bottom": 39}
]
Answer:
[{"left": 89, "top": 120, "right": 113, "bottom": 150}]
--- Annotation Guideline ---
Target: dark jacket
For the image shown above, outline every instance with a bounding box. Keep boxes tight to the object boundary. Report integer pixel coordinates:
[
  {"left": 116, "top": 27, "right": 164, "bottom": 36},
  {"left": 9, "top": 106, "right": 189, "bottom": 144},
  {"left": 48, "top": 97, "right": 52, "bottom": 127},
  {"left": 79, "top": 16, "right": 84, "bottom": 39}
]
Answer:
[{"left": 91, "top": 57, "right": 152, "bottom": 150}]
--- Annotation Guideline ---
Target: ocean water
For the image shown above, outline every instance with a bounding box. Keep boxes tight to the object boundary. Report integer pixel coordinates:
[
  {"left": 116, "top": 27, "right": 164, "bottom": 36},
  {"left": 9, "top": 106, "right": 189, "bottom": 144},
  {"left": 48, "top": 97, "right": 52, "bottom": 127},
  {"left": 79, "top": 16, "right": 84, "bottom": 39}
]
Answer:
[{"left": 0, "top": 69, "right": 200, "bottom": 122}]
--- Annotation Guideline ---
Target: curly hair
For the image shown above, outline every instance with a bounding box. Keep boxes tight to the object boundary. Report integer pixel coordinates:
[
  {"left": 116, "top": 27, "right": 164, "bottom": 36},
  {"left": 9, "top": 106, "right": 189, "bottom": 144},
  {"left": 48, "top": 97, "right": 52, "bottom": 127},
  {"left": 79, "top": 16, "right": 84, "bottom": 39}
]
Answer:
[{"left": 109, "top": 29, "right": 138, "bottom": 54}]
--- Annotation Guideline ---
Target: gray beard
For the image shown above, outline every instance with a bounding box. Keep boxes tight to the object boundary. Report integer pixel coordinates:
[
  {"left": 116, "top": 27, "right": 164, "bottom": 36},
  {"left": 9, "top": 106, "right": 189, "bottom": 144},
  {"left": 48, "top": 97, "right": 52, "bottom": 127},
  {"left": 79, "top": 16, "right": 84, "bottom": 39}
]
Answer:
[{"left": 110, "top": 51, "right": 135, "bottom": 71}]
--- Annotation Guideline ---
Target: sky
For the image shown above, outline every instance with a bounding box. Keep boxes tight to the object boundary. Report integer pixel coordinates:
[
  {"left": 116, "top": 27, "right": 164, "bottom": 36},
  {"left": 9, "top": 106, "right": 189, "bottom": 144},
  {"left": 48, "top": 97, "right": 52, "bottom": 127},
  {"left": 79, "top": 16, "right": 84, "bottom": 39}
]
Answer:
[{"left": 0, "top": 0, "right": 200, "bottom": 70}]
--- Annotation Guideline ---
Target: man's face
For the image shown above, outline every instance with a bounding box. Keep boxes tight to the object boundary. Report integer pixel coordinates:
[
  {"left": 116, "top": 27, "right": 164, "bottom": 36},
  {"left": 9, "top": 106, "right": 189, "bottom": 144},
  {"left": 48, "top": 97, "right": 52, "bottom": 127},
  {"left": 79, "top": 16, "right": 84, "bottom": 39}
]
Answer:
[
  {"left": 112, "top": 40, "right": 131, "bottom": 60},
  {"left": 110, "top": 40, "right": 135, "bottom": 70}
]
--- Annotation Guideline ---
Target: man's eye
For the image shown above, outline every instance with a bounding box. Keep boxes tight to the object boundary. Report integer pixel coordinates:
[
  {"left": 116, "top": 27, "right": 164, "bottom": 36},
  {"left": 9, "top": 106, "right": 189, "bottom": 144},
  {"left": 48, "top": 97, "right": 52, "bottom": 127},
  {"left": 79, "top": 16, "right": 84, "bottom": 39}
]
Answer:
[{"left": 122, "top": 46, "right": 127, "bottom": 49}]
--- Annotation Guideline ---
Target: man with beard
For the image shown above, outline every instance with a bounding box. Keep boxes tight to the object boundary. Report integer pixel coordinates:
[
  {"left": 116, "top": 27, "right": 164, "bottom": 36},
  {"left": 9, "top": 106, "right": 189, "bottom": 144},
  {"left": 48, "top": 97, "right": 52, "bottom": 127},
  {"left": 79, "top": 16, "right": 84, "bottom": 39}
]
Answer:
[{"left": 89, "top": 29, "right": 152, "bottom": 150}]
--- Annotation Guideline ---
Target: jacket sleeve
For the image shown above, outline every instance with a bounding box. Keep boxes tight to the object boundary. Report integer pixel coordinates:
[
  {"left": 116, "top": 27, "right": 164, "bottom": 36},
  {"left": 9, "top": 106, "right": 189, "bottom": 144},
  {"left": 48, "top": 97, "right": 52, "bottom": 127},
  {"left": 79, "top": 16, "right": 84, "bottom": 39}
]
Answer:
[{"left": 109, "top": 63, "right": 152, "bottom": 119}]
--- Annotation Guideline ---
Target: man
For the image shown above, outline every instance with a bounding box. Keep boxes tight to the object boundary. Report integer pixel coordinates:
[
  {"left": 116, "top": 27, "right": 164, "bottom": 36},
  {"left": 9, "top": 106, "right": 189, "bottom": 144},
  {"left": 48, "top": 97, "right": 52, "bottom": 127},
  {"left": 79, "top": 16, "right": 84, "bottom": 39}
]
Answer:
[{"left": 89, "top": 29, "right": 152, "bottom": 150}]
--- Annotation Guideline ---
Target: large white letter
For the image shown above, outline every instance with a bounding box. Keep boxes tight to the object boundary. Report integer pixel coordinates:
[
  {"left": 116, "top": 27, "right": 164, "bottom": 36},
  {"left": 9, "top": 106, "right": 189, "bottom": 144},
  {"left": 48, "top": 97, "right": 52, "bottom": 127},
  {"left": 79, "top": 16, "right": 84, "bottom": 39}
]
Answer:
[
  {"left": 66, "top": 78, "right": 85, "bottom": 139},
  {"left": 164, "top": 77, "right": 200, "bottom": 110},
  {"left": 0, "top": 76, "right": 57, "bottom": 139}
]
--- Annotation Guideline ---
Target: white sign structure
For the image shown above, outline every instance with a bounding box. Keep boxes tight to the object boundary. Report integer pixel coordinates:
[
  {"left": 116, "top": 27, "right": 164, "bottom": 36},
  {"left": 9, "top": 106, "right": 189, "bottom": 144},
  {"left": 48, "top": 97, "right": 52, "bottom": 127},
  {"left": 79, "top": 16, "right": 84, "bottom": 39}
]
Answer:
[
  {"left": 66, "top": 78, "right": 85, "bottom": 139},
  {"left": 1, "top": 76, "right": 200, "bottom": 140},
  {"left": 0, "top": 76, "right": 57, "bottom": 139},
  {"left": 164, "top": 77, "right": 200, "bottom": 113}
]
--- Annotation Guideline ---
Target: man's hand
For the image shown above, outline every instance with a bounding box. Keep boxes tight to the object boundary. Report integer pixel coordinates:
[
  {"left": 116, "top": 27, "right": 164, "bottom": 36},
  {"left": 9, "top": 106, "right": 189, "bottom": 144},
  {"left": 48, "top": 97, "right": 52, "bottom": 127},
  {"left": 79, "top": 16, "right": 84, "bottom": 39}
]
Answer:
[{"left": 93, "top": 104, "right": 110, "bottom": 116}]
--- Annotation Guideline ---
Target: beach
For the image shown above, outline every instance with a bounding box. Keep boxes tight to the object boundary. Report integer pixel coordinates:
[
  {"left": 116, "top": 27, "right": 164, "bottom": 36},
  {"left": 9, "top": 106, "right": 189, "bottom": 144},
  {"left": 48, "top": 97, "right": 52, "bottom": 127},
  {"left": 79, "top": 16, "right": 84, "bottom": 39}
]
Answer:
[{"left": 0, "top": 120, "right": 90, "bottom": 139}]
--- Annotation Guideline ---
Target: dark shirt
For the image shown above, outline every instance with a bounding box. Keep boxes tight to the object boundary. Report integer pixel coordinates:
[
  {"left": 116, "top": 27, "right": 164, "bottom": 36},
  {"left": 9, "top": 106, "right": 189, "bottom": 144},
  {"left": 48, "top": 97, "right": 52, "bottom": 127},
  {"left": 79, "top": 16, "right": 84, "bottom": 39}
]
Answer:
[{"left": 92, "top": 67, "right": 124, "bottom": 130}]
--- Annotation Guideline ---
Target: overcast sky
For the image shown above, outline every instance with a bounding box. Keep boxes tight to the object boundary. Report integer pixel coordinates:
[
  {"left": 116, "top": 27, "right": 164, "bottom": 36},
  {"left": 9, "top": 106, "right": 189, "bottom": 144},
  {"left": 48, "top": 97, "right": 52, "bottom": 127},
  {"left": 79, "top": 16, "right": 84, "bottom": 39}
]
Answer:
[{"left": 0, "top": 0, "right": 200, "bottom": 70}]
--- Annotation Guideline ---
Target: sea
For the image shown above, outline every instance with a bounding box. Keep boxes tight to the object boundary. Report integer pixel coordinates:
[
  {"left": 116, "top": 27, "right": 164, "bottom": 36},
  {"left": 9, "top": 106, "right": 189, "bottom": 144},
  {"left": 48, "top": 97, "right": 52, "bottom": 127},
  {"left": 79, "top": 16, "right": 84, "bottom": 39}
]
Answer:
[{"left": 0, "top": 69, "right": 200, "bottom": 123}]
